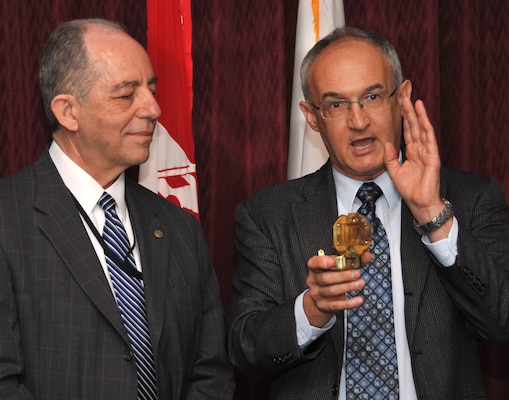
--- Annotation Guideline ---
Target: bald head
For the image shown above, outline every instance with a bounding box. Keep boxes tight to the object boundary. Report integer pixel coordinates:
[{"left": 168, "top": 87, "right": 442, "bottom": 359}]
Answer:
[{"left": 39, "top": 19, "right": 127, "bottom": 132}]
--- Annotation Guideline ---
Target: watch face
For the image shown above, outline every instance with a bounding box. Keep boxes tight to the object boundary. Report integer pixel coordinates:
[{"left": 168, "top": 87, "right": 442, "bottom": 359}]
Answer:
[{"left": 333, "top": 213, "right": 371, "bottom": 258}]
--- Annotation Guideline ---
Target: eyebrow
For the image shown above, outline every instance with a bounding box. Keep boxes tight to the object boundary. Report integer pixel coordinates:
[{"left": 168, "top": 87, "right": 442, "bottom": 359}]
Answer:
[
  {"left": 112, "top": 76, "right": 158, "bottom": 91},
  {"left": 321, "top": 83, "right": 386, "bottom": 101}
]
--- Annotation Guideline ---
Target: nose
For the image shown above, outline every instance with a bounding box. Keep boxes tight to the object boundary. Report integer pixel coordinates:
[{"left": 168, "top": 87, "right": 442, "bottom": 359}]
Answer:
[
  {"left": 347, "top": 101, "right": 369, "bottom": 130},
  {"left": 138, "top": 89, "right": 162, "bottom": 120}
]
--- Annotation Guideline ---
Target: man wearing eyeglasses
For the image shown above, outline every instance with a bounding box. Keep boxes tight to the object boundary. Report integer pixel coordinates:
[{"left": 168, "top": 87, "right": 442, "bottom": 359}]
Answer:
[{"left": 226, "top": 27, "right": 509, "bottom": 399}]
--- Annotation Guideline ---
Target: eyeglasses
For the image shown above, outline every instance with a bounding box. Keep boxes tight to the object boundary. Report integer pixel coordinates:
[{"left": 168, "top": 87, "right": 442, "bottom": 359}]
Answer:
[{"left": 308, "top": 86, "right": 398, "bottom": 119}]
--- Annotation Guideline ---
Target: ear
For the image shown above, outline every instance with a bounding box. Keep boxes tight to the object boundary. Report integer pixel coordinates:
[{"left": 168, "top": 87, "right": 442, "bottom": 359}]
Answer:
[
  {"left": 51, "top": 94, "right": 79, "bottom": 132},
  {"left": 397, "top": 79, "right": 412, "bottom": 105},
  {"left": 299, "top": 101, "right": 321, "bottom": 132}
]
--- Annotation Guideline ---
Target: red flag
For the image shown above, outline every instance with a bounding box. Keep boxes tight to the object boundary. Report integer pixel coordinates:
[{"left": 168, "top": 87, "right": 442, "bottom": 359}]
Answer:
[{"left": 140, "top": 0, "right": 199, "bottom": 218}]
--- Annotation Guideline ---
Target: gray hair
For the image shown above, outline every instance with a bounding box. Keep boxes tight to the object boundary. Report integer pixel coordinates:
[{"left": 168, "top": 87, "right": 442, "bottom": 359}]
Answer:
[
  {"left": 300, "top": 26, "right": 404, "bottom": 101},
  {"left": 39, "top": 18, "right": 126, "bottom": 132}
]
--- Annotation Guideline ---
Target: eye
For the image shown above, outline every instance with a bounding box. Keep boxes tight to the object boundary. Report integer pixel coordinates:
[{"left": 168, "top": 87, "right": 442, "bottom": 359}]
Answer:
[
  {"left": 148, "top": 84, "right": 157, "bottom": 97},
  {"left": 363, "top": 93, "right": 382, "bottom": 105},
  {"left": 119, "top": 93, "right": 134, "bottom": 100},
  {"left": 328, "top": 100, "right": 348, "bottom": 110}
]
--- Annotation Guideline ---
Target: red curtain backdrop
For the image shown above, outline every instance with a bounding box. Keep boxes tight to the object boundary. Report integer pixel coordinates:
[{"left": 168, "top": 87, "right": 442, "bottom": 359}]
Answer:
[
  {"left": 191, "top": 4, "right": 295, "bottom": 396},
  {"left": 1, "top": 1, "right": 509, "bottom": 399},
  {"left": 191, "top": 0, "right": 296, "bottom": 311}
]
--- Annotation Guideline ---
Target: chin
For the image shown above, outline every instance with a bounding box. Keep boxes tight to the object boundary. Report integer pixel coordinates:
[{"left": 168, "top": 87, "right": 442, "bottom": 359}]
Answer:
[
  {"left": 356, "top": 164, "right": 385, "bottom": 180},
  {"left": 129, "top": 150, "right": 150, "bottom": 166}
]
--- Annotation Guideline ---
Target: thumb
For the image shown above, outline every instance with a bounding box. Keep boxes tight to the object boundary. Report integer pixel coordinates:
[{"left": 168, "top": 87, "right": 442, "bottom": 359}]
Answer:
[{"left": 384, "top": 141, "right": 399, "bottom": 177}]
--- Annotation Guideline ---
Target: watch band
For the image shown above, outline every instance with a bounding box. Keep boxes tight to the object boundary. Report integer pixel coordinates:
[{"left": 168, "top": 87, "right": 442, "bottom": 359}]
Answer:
[{"left": 413, "top": 198, "right": 454, "bottom": 235}]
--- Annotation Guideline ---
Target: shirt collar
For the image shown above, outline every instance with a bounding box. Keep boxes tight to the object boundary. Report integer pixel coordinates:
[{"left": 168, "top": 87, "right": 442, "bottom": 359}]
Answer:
[
  {"left": 332, "top": 163, "right": 400, "bottom": 213},
  {"left": 49, "top": 141, "right": 127, "bottom": 217}
]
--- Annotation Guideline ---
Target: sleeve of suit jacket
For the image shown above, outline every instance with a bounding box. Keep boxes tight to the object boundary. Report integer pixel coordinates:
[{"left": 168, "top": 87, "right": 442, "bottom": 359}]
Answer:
[
  {"left": 433, "top": 168, "right": 509, "bottom": 341},
  {"left": 225, "top": 168, "right": 344, "bottom": 391}
]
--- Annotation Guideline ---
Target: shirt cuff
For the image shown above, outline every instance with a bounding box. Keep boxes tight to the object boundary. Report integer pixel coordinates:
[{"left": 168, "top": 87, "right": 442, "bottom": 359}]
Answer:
[
  {"left": 422, "top": 216, "right": 459, "bottom": 267},
  {"left": 294, "top": 291, "right": 336, "bottom": 348}
]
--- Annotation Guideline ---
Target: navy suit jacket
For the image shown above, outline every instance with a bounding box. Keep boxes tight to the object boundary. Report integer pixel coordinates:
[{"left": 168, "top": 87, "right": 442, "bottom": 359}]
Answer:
[
  {"left": 226, "top": 160, "right": 509, "bottom": 400},
  {"left": 0, "top": 150, "right": 234, "bottom": 399}
]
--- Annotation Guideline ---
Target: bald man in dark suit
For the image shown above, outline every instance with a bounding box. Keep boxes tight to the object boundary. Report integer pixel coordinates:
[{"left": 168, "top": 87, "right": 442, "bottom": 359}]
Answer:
[
  {"left": 226, "top": 27, "right": 509, "bottom": 400},
  {"left": 0, "top": 18, "right": 234, "bottom": 400}
]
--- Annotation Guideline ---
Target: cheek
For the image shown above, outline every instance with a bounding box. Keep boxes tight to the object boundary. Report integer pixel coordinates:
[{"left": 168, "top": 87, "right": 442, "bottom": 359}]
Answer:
[
  {"left": 320, "top": 121, "right": 348, "bottom": 145},
  {"left": 319, "top": 131, "right": 350, "bottom": 161}
]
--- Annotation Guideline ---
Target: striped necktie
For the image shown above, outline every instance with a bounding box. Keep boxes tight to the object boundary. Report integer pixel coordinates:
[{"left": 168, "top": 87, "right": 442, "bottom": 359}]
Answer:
[
  {"left": 99, "top": 192, "right": 158, "bottom": 399},
  {"left": 345, "top": 182, "right": 399, "bottom": 399}
]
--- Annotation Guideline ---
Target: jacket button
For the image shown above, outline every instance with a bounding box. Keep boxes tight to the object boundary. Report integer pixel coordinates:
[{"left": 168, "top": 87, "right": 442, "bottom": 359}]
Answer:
[{"left": 123, "top": 349, "right": 134, "bottom": 361}]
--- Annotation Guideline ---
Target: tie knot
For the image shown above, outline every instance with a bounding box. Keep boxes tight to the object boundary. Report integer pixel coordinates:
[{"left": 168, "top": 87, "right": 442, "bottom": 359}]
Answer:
[
  {"left": 98, "top": 192, "right": 116, "bottom": 212},
  {"left": 356, "top": 182, "right": 383, "bottom": 205}
]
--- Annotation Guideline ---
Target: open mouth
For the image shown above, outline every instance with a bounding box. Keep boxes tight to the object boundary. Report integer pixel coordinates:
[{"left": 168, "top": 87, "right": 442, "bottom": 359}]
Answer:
[{"left": 351, "top": 138, "right": 374, "bottom": 151}]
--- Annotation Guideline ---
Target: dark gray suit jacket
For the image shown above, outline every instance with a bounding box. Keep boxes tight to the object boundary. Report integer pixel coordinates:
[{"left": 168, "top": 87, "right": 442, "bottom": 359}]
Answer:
[
  {"left": 0, "top": 150, "right": 234, "bottom": 399},
  {"left": 226, "top": 160, "right": 509, "bottom": 400}
]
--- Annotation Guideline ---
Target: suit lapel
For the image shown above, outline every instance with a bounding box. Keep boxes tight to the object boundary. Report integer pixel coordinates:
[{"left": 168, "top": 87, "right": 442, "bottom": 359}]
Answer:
[
  {"left": 292, "top": 162, "right": 345, "bottom": 355},
  {"left": 293, "top": 162, "right": 339, "bottom": 261},
  {"left": 33, "top": 153, "right": 131, "bottom": 344},
  {"left": 125, "top": 183, "right": 169, "bottom": 356}
]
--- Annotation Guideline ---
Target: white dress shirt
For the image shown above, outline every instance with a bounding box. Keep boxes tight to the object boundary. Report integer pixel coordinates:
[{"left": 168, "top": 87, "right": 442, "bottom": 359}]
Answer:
[
  {"left": 49, "top": 141, "right": 143, "bottom": 293},
  {"left": 295, "top": 167, "right": 458, "bottom": 400}
]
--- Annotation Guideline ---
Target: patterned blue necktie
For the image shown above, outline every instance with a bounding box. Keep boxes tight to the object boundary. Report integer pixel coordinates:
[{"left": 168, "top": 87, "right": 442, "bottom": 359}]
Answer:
[
  {"left": 99, "top": 192, "right": 158, "bottom": 400},
  {"left": 345, "top": 182, "right": 399, "bottom": 400}
]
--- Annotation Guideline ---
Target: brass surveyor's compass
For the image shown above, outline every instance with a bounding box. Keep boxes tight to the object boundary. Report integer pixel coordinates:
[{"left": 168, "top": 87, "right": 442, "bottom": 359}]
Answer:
[{"left": 318, "top": 213, "right": 371, "bottom": 270}]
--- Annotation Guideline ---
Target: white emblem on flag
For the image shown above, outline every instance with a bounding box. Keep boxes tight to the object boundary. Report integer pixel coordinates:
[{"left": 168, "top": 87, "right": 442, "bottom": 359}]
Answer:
[{"left": 139, "top": 122, "right": 199, "bottom": 218}]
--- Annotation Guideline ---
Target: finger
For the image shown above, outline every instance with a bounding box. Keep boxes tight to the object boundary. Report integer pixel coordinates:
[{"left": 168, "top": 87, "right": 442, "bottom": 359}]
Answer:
[
  {"left": 315, "top": 294, "right": 365, "bottom": 313},
  {"left": 383, "top": 141, "right": 401, "bottom": 181},
  {"left": 415, "top": 100, "right": 438, "bottom": 148},
  {"left": 309, "top": 281, "right": 366, "bottom": 313},
  {"left": 312, "top": 274, "right": 364, "bottom": 293},
  {"left": 401, "top": 96, "right": 423, "bottom": 145},
  {"left": 321, "top": 268, "right": 362, "bottom": 284},
  {"left": 308, "top": 254, "right": 337, "bottom": 272},
  {"left": 308, "top": 268, "right": 362, "bottom": 290},
  {"left": 361, "top": 251, "right": 372, "bottom": 266},
  {"left": 415, "top": 99, "right": 431, "bottom": 127}
]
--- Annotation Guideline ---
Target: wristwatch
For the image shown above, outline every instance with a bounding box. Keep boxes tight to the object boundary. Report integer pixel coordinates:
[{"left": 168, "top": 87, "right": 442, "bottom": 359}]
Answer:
[{"left": 413, "top": 198, "right": 454, "bottom": 235}]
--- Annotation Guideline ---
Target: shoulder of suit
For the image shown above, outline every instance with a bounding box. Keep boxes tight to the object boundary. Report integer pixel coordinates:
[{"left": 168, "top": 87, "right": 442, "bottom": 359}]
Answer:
[
  {"left": 441, "top": 166, "right": 494, "bottom": 190},
  {"left": 240, "top": 166, "right": 331, "bottom": 212},
  {"left": 125, "top": 179, "right": 197, "bottom": 219}
]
